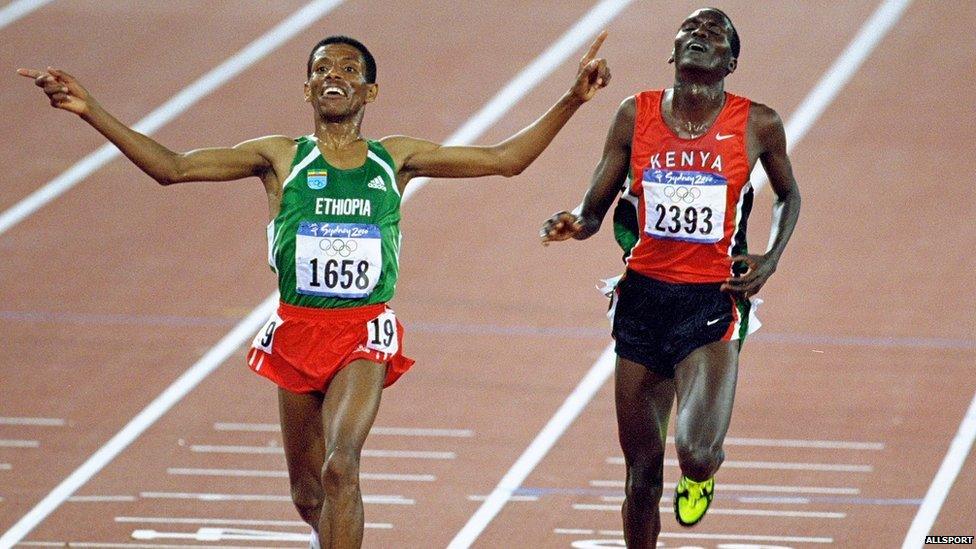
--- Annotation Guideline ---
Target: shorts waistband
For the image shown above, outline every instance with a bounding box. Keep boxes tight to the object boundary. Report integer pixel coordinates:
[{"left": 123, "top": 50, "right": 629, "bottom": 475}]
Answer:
[
  {"left": 277, "top": 301, "right": 388, "bottom": 321},
  {"left": 624, "top": 269, "right": 723, "bottom": 290}
]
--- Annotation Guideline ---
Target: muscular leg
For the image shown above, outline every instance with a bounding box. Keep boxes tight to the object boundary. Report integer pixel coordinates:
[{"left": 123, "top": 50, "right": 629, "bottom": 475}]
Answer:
[
  {"left": 615, "top": 355, "right": 675, "bottom": 548},
  {"left": 278, "top": 389, "right": 326, "bottom": 530},
  {"left": 318, "top": 359, "right": 386, "bottom": 549},
  {"left": 673, "top": 340, "right": 739, "bottom": 481}
]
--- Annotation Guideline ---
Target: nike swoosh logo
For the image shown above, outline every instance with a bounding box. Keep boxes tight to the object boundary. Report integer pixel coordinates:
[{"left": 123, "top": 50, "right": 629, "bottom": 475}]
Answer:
[
  {"left": 716, "top": 133, "right": 735, "bottom": 141},
  {"left": 706, "top": 318, "right": 723, "bottom": 326}
]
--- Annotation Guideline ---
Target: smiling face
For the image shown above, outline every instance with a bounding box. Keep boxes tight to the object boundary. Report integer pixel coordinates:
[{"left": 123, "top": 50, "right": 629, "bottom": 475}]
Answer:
[
  {"left": 671, "top": 8, "right": 737, "bottom": 80},
  {"left": 304, "top": 43, "right": 378, "bottom": 120}
]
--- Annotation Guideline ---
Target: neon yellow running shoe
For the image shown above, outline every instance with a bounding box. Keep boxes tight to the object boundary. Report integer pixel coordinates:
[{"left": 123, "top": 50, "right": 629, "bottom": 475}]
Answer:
[{"left": 674, "top": 475, "right": 715, "bottom": 527}]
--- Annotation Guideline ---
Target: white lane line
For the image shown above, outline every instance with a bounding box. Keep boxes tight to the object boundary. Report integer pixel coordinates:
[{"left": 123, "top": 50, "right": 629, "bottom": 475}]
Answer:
[
  {"left": 589, "top": 479, "right": 860, "bottom": 494},
  {"left": 139, "top": 492, "right": 413, "bottom": 505},
  {"left": 576, "top": 502, "right": 845, "bottom": 519},
  {"left": 667, "top": 436, "right": 884, "bottom": 450},
  {"left": 131, "top": 528, "right": 309, "bottom": 542},
  {"left": 903, "top": 389, "right": 976, "bottom": 548},
  {"left": 0, "top": 463, "right": 10, "bottom": 470},
  {"left": 0, "top": 439, "right": 40, "bottom": 448},
  {"left": 0, "top": 416, "right": 64, "bottom": 426},
  {"left": 188, "top": 444, "right": 455, "bottom": 459},
  {"left": 451, "top": 0, "right": 909, "bottom": 544},
  {"left": 67, "top": 495, "right": 136, "bottom": 502},
  {"left": 0, "top": 291, "right": 280, "bottom": 548},
  {"left": 0, "top": 0, "right": 345, "bottom": 237},
  {"left": 0, "top": 0, "right": 54, "bottom": 30},
  {"left": 17, "top": 535, "right": 286, "bottom": 549},
  {"left": 604, "top": 456, "right": 873, "bottom": 472},
  {"left": 553, "top": 529, "right": 833, "bottom": 544},
  {"left": 166, "top": 467, "right": 435, "bottom": 482},
  {"left": 752, "top": 0, "right": 914, "bottom": 193},
  {"left": 116, "top": 516, "right": 307, "bottom": 526},
  {"left": 116, "top": 516, "right": 391, "bottom": 529},
  {"left": 214, "top": 422, "right": 474, "bottom": 437},
  {"left": 447, "top": 343, "right": 618, "bottom": 549},
  {"left": 467, "top": 494, "right": 539, "bottom": 502}
]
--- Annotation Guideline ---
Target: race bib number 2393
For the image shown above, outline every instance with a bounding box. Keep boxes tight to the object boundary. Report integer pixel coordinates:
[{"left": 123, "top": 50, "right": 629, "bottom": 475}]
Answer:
[{"left": 643, "top": 169, "right": 727, "bottom": 244}]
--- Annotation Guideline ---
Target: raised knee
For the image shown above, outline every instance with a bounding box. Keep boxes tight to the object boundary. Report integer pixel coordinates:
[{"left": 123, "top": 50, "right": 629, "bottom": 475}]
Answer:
[
  {"left": 676, "top": 442, "right": 723, "bottom": 479},
  {"left": 321, "top": 449, "right": 361, "bottom": 491}
]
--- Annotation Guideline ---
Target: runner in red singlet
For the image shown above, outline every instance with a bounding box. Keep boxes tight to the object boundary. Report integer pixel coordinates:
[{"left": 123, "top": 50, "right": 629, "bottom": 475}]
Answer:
[{"left": 541, "top": 8, "right": 801, "bottom": 547}]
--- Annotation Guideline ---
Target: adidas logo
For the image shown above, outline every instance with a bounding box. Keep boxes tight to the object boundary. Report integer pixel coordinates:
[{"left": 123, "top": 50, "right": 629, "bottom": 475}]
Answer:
[{"left": 367, "top": 176, "right": 386, "bottom": 191}]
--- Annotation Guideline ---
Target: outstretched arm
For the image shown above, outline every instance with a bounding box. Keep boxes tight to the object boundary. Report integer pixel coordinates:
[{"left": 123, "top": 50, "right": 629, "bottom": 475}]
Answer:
[
  {"left": 17, "top": 67, "right": 285, "bottom": 185},
  {"left": 721, "top": 104, "right": 801, "bottom": 297},
  {"left": 540, "top": 95, "right": 634, "bottom": 243},
  {"left": 383, "top": 31, "right": 611, "bottom": 188}
]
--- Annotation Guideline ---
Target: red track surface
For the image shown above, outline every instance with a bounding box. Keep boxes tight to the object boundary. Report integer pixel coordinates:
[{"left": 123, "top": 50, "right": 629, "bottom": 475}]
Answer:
[{"left": 1, "top": 1, "right": 973, "bottom": 548}]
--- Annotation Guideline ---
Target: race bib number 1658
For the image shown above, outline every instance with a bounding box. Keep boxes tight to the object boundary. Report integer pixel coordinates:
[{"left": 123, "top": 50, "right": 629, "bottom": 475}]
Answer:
[{"left": 295, "top": 222, "right": 382, "bottom": 298}]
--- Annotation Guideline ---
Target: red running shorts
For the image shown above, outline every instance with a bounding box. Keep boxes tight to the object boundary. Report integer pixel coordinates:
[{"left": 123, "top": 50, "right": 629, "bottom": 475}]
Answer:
[{"left": 246, "top": 301, "right": 414, "bottom": 394}]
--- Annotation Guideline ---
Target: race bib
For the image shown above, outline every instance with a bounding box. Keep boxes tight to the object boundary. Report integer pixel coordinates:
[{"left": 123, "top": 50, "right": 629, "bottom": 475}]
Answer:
[
  {"left": 295, "top": 222, "right": 382, "bottom": 298},
  {"left": 366, "top": 309, "right": 399, "bottom": 355},
  {"left": 252, "top": 311, "right": 283, "bottom": 354},
  {"left": 643, "top": 169, "right": 726, "bottom": 243}
]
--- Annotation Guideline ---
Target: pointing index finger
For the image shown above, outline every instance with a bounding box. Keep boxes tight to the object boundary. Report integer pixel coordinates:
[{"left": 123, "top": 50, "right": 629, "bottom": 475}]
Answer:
[
  {"left": 16, "top": 68, "right": 43, "bottom": 79},
  {"left": 581, "top": 30, "right": 608, "bottom": 64}
]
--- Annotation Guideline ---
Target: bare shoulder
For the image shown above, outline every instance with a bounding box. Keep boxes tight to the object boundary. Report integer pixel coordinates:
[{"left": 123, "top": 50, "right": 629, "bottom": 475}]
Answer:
[
  {"left": 237, "top": 134, "right": 297, "bottom": 161},
  {"left": 615, "top": 95, "right": 636, "bottom": 124},
  {"left": 748, "top": 101, "right": 786, "bottom": 152},
  {"left": 379, "top": 134, "right": 438, "bottom": 171}
]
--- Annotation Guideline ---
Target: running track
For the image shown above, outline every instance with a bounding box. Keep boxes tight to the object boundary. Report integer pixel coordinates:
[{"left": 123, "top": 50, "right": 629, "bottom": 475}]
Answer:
[{"left": 1, "top": 1, "right": 973, "bottom": 548}]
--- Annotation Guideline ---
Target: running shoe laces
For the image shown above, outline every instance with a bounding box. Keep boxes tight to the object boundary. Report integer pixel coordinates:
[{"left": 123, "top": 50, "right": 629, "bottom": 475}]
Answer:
[{"left": 674, "top": 475, "right": 714, "bottom": 527}]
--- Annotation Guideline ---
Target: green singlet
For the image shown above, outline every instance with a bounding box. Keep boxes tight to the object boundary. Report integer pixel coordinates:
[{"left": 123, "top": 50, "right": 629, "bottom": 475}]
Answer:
[{"left": 267, "top": 135, "right": 402, "bottom": 308}]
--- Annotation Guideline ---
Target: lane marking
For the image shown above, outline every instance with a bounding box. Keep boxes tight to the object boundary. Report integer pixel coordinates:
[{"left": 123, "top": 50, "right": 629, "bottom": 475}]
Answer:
[
  {"left": 116, "top": 516, "right": 307, "bottom": 526},
  {"left": 166, "top": 467, "right": 435, "bottom": 482},
  {"left": 553, "top": 529, "right": 833, "bottom": 544},
  {"left": 675, "top": 436, "right": 884, "bottom": 450},
  {"left": 188, "top": 444, "right": 455, "bottom": 459},
  {"left": 17, "top": 537, "right": 286, "bottom": 549},
  {"left": 450, "top": 0, "right": 910, "bottom": 544},
  {"left": 138, "top": 491, "right": 413, "bottom": 505},
  {"left": 575, "top": 502, "right": 845, "bottom": 518},
  {"left": 67, "top": 495, "right": 135, "bottom": 502},
  {"left": 903, "top": 389, "right": 976, "bottom": 548},
  {"left": 0, "top": 439, "right": 40, "bottom": 448},
  {"left": 0, "top": 0, "right": 54, "bottom": 30},
  {"left": 605, "top": 456, "right": 873, "bottom": 472},
  {"left": 214, "top": 423, "right": 474, "bottom": 437},
  {"left": 589, "top": 479, "right": 860, "bottom": 495},
  {"left": 0, "top": 417, "right": 64, "bottom": 426},
  {"left": 0, "top": 464, "right": 11, "bottom": 470},
  {"left": 467, "top": 494, "right": 539, "bottom": 502},
  {"left": 752, "top": 0, "right": 914, "bottom": 193},
  {"left": 0, "top": 0, "right": 345, "bottom": 236}
]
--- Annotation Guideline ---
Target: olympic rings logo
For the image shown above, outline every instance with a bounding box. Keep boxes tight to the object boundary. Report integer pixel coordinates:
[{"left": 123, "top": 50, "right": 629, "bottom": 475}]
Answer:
[
  {"left": 662, "top": 185, "right": 701, "bottom": 204},
  {"left": 318, "top": 238, "right": 358, "bottom": 258}
]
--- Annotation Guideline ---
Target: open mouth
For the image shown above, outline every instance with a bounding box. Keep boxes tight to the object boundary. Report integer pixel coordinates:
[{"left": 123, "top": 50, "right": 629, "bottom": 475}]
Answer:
[
  {"left": 323, "top": 85, "right": 347, "bottom": 98},
  {"left": 687, "top": 42, "right": 707, "bottom": 53}
]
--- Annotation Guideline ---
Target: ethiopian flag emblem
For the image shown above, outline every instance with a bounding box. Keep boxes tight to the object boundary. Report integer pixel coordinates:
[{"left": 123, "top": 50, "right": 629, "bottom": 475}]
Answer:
[{"left": 307, "top": 169, "right": 328, "bottom": 190}]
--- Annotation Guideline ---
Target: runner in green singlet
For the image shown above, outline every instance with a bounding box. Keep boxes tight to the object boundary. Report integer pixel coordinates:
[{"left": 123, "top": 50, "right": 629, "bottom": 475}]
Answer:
[{"left": 20, "top": 32, "right": 611, "bottom": 548}]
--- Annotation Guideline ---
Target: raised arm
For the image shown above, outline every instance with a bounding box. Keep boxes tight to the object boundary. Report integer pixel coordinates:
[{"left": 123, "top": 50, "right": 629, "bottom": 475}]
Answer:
[
  {"left": 383, "top": 31, "right": 611, "bottom": 188},
  {"left": 17, "top": 67, "right": 287, "bottom": 185},
  {"left": 721, "top": 103, "right": 801, "bottom": 297},
  {"left": 540, "top": 95, "right": 634, "bottom": 244}
]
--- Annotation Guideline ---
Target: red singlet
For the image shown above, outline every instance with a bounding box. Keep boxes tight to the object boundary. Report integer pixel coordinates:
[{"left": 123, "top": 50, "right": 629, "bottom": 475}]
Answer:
[{"left": 626, "top": 89, "right": 753, "bottom": 283}]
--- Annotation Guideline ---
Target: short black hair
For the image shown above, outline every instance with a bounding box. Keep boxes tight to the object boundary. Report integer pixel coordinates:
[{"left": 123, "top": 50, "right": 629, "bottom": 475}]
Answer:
[
  {"left": 705, "top": 7, "right": 740, "bottom": 58},
  {"left": 306, "top": 35, "right": 377, "bottom": 83}
]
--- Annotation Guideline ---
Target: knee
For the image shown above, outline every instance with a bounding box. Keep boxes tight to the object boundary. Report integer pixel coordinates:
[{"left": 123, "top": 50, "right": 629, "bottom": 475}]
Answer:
[
  {"left": 675, "top": 440, "right": 724, "bottom": 479},
  {"left": 289, "top": 481, "right": 322, "bottom": 522},
  {"left": 624, "top": 460, "right": 665, "bottom": 505},
  {"left": 321, "top": 448, "right": 361, "bottom": 492}
]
